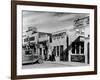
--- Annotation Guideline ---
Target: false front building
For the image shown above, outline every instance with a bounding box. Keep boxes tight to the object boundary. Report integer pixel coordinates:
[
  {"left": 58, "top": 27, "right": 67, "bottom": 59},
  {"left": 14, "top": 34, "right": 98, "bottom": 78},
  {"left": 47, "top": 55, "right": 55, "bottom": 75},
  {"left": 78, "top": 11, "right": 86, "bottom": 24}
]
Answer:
[{"left": 22, "top": 27, "right": 52, "bottom": 63}]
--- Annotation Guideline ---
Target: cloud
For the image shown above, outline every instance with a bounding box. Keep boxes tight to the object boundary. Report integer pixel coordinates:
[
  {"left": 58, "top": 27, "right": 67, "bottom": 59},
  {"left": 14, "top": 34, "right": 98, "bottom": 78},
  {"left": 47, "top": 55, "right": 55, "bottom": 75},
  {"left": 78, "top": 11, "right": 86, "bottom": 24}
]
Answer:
[{"left": 22, "top": 11, "right": 89, "bottom": 33}]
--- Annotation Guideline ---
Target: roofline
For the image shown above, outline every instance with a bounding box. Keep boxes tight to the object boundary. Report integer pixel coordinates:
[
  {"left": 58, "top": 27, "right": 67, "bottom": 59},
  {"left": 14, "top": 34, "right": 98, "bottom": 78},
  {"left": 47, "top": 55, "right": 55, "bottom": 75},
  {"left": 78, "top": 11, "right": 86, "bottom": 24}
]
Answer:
[{"left": 52, "top": 29, "right": 68, "bottom": 35}]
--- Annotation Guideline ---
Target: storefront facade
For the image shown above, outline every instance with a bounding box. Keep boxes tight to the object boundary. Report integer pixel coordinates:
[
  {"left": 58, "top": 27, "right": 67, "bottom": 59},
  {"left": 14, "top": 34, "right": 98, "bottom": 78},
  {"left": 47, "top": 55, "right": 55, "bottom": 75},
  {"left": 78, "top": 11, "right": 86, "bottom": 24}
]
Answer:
[
  {"left": 22, "top": 16, "right": 90, "bottom": 64},
  {"left": 51, "top": 30, "right": 68, "bottom": 61}
]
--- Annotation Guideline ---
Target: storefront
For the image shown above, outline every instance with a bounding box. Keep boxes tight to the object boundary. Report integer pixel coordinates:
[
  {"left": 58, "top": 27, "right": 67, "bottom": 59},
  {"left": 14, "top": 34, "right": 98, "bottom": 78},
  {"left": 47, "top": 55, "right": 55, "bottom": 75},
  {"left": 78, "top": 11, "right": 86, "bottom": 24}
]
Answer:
[
  {"left": 51, "top": 30, "right": 69, "bottom": 61},
  {"left": 22, "top": 15, "right": 90, "bottom": 64}
]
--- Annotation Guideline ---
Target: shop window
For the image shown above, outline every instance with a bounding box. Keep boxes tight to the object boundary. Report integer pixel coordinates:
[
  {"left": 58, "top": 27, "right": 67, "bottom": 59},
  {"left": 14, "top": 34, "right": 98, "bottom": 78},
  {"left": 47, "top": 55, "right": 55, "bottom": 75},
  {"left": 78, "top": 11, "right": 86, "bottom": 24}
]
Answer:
[
  {"left": 54, "top": 46, "right": 56, "bottom": 56},
  {"left": 76, "top": 42, "right": 79, "bottom": 54},
  {"left": 29, "top": 37, "right": 35, "bottom": 41},
  {"left": 60, "top": 45, "right": 63, "bottom": 54},
  {"left": 81, "top": 42, "right": 84, "bottom": 54},
  {"left": 72, "top": 42, "right": 75, "bottom": 54},
  {"left": 57, "top": 46, "right": 59, "bottom": 56}
]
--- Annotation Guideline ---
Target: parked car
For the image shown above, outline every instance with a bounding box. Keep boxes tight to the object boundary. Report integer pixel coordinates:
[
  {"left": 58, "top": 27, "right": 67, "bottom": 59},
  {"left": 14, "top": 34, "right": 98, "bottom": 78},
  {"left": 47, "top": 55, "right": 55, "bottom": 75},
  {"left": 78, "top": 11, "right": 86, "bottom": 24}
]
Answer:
[{"left": 22, "top": 49, "right": 43, "bottom": 65}]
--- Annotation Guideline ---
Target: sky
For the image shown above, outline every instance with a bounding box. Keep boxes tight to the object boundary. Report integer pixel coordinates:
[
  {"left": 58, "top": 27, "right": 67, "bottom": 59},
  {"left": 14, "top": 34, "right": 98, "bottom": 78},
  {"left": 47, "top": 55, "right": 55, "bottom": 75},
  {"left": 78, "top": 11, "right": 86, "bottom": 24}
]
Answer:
[{"left": 22, "top": 10, "right": 89, "bottom": 33}]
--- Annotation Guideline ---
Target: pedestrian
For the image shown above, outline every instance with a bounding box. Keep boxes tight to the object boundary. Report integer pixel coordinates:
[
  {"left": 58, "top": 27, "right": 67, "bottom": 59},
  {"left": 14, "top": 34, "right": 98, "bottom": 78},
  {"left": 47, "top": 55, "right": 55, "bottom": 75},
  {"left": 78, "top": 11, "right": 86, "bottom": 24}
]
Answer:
[
  {"left": 52, "top": 49, "right": 55, "bottom": 61},
  {"left": 48, "top": 45, "right": 52, "bottom": 61},
  {"left": 48, "top": 54, "right": 52, "bottom": 61}
]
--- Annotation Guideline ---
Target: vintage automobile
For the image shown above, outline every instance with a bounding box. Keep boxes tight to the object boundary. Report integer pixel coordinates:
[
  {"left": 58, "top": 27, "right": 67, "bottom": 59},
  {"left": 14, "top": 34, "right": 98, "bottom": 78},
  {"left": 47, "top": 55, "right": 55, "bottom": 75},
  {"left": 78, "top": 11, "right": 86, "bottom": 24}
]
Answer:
[{"left": 22, "top": 49, "right": 43, "bottom": 65}]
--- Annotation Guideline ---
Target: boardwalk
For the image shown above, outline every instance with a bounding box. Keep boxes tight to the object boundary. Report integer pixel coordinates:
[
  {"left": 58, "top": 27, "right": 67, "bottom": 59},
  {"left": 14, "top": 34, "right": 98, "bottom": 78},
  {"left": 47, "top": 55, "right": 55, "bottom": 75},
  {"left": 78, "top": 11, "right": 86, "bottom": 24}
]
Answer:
[{"left": 22, "top": 61, "right": 88, "bottom": 69}]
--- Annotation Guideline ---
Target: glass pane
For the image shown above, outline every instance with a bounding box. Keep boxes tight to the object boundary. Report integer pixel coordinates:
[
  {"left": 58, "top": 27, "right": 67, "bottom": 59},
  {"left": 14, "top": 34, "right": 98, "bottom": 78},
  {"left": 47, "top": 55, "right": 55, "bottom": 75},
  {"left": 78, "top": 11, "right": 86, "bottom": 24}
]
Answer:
[{"left": 57, "top": 46, "right": 59, "bottom": 56}]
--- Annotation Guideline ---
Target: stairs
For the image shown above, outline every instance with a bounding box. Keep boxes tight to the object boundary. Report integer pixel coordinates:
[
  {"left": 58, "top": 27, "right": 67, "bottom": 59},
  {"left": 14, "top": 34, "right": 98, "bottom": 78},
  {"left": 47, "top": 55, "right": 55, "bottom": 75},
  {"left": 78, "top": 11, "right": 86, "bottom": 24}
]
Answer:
[
  {"left": 60, "top": 32, "right": 80, "bottom": 61},
  {"left": 67, "top": 32, "right": 80, "bottom": 51},
  {"left": 70, "top": 32, "right": 80, "bottom": 44}
]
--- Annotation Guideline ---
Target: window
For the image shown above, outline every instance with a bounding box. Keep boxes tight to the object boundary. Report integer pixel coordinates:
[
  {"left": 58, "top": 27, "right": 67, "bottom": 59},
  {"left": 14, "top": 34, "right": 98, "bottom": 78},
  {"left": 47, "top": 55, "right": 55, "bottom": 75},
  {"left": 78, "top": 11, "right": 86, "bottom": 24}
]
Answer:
[
  {"left": 60, "top": 45, "right": 63, "bottom": 54},
  {"left": 24, "top": 38, "right": 28, "bottom": 42},
  {"left": 81, "top": 42, "right": 84, "bottom": 54},
  {"left": 29, "top": 37, "right": 35, "bottom": 41},
  {"left": 57, "top": 46, "right": 59, "bottom": 56},
  {"left": 54, "top": 46, "right": 56, "bottom": 56},
  {"left": 72, "top": 42, "right": 75, "bottom": 54},
  {"left": 76, "top": 42, "right": 79, "bottom": 54}
]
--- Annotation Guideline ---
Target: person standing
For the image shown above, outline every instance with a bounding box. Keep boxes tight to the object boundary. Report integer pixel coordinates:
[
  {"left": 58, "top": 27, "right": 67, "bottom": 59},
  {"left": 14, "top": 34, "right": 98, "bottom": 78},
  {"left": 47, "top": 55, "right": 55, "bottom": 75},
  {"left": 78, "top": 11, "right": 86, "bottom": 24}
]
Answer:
[{"left": 52, "top": 49, "right": 55, "bottom": 61}]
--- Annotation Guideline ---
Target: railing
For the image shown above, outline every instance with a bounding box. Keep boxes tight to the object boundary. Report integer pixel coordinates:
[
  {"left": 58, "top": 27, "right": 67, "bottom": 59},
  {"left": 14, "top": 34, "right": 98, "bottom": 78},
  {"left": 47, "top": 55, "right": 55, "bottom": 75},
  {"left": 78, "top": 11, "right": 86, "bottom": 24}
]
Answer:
[
  {"left": 63, "top": 32, "right": 80, "bottom": 54},
  {"left": 70, "top": 32, "right": 80, "bottom": 45}
]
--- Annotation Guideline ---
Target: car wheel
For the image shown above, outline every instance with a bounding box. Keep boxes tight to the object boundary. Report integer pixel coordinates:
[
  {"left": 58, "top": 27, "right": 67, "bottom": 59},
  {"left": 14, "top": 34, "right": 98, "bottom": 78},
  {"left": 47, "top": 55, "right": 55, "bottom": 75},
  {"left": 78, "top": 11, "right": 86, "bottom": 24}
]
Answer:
[{"left": 38, "top": 58, "right": 43, "bottom": 64}]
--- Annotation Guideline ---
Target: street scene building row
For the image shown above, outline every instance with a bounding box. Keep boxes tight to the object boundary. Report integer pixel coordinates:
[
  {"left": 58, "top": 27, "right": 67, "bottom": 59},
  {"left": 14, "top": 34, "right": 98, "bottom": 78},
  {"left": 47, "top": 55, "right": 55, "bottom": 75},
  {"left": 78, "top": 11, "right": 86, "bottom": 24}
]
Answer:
[{"left": 22, "top": 16, "right": 90, "bottom": 65}]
